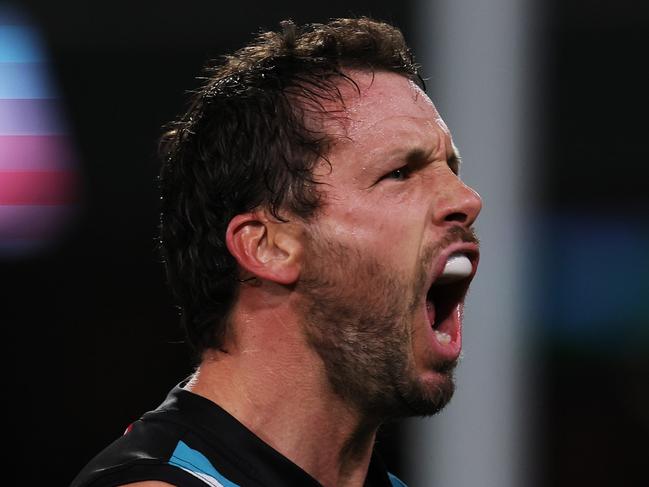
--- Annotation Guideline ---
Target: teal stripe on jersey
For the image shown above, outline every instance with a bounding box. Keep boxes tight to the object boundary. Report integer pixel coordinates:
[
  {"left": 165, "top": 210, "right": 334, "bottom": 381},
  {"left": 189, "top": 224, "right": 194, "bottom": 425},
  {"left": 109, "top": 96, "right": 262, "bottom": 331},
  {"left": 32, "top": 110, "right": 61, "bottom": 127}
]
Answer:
[
  {"left": 389, "top": 472, "right": 408, "bottom": 487},
  {"left": 169, "top": 440, "right": 240, "bottom": 487}
]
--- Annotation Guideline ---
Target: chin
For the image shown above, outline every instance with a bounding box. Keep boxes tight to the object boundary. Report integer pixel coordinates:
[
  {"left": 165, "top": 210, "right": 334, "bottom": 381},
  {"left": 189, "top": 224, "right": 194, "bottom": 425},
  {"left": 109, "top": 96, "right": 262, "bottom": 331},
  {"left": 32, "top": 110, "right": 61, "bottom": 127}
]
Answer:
[{"left": 394, "top": 366, "right": 457, "bottom": 418}]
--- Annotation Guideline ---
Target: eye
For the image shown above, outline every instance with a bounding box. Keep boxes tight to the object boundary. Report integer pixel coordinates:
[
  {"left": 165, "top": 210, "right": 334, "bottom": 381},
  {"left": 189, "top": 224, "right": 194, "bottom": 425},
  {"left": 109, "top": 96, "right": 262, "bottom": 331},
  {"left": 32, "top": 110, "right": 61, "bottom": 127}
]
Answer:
[{"left": 382, "top": 167, "right": 410, "bottom": 181}]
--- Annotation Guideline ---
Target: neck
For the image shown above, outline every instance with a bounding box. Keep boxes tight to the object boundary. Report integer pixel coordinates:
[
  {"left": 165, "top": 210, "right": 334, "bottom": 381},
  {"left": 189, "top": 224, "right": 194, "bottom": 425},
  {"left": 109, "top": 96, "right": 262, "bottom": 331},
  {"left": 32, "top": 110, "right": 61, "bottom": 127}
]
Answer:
[{"left": 185, "top": 304, "right": 380, "bottom": 487}]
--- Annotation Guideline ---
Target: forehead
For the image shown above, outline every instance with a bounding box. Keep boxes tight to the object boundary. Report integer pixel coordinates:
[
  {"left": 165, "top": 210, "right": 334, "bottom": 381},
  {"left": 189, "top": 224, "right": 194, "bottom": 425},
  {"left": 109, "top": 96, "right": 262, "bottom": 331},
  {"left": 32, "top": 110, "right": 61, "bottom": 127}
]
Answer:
[
  {"left": 322, "top": 70, "right": 452, "bottom": 165},
  {"left": 342, "top": 71, "right": 446, "bottom": 135}
]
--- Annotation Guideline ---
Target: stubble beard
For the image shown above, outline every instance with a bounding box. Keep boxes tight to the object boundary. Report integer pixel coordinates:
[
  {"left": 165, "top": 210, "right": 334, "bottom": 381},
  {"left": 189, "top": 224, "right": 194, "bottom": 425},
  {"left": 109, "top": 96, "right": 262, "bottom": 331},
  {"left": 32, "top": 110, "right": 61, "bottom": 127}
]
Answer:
[{"left": 297, "top": 234, "right": 457, "bottom": 421}]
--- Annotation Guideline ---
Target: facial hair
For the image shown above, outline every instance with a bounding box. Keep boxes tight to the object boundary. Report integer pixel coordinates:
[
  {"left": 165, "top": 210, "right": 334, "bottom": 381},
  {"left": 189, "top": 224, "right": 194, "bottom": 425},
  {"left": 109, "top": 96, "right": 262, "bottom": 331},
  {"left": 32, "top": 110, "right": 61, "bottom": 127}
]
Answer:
[{"left": 297, "top": 228, "right": 472, "bottom": 420}]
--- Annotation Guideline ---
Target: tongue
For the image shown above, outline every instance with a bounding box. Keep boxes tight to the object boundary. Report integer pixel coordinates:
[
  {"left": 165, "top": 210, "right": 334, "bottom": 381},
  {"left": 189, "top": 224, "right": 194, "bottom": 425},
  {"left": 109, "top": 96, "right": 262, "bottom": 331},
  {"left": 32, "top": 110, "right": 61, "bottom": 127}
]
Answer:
[{"left": 435, "top": 253, "right": 472, "bottom": 284}]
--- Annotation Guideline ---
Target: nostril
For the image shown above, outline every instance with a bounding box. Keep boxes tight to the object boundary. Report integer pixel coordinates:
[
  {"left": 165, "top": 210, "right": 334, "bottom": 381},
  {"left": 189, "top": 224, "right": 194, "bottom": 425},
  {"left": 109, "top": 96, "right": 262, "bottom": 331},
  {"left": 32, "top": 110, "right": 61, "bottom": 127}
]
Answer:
[{"left": 445, "top": 212, "right": 467, "bottom": 223}]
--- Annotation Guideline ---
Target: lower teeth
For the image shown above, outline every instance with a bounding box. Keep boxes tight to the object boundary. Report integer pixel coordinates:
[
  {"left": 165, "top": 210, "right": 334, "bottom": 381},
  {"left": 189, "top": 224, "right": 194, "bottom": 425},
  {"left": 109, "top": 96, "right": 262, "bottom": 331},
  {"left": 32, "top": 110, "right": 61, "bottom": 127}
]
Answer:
[{"left": 435, "top": 330, "right": 451, "bottom": 344}]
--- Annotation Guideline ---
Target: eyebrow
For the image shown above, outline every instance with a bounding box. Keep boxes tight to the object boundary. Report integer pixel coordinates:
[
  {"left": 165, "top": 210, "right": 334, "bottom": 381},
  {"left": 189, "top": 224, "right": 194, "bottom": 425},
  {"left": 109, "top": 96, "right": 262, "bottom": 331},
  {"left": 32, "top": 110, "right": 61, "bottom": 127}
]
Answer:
[{"left": 403, "top": 145, "right": 462, "bottom": 174}]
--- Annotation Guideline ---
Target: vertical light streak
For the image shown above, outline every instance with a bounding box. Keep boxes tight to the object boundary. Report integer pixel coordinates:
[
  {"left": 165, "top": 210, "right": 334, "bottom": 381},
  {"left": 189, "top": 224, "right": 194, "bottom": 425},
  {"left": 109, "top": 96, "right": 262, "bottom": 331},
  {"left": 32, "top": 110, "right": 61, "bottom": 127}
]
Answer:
[{"left": 406, "top": 1, "right": 537, "bottom": 486}]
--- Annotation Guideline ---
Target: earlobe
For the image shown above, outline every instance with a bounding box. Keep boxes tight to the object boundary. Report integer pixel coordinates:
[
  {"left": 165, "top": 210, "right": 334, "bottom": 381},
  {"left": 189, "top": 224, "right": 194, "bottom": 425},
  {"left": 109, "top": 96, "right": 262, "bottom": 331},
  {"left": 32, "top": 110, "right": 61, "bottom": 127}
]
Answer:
[{"left": 225, "top": 212, "right": 301, "bottom": 286}]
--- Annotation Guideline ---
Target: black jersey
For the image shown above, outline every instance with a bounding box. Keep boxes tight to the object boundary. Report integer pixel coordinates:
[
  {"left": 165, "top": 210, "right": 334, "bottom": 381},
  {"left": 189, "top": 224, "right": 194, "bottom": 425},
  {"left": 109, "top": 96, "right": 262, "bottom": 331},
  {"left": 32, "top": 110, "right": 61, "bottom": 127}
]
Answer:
[{"left": 70, "top": 379, "right": 408, "bottom": 487}]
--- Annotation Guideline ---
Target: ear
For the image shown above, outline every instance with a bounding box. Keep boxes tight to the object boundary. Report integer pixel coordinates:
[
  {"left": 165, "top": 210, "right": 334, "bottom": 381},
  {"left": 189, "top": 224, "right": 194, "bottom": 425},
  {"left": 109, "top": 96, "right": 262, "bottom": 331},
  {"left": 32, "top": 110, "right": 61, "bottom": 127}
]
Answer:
[{"left": 225, "top": 212, "right": 302, "bottom": 285}]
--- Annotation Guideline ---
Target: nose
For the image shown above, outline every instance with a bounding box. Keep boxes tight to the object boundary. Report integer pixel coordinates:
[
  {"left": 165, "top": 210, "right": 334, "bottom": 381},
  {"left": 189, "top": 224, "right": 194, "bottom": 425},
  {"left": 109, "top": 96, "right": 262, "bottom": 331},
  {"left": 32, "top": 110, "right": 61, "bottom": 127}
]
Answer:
[{"left": 432, "top": 173, "right": 482, "bottom": 228}]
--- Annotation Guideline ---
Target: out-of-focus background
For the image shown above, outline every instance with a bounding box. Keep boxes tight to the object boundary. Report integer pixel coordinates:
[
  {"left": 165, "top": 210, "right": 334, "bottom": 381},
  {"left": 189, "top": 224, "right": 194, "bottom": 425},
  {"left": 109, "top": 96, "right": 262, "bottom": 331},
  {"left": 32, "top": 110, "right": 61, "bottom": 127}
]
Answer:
[{"left": 3, "top": 1, "right": 647, "bottom": 485}]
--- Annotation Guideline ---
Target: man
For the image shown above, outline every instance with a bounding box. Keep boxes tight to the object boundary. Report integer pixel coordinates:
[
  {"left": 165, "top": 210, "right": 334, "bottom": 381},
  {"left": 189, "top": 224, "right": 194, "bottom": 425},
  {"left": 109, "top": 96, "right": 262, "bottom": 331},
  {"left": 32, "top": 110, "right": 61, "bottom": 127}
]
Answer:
[{"left": 72, "top": 17, "right": 481, "bottom": 487}]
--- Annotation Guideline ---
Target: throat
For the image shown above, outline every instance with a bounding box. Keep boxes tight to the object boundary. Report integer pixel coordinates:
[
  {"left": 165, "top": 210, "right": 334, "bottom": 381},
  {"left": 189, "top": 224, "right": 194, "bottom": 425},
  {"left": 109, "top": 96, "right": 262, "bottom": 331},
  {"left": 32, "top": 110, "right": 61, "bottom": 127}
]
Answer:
[{"left": 339, "top": 423, "right": 378, "bottom": 475}]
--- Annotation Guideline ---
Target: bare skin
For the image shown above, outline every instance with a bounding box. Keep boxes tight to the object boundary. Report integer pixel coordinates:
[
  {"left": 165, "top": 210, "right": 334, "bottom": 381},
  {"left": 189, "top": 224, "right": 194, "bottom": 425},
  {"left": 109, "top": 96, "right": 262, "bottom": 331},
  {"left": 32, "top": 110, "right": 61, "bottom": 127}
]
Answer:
[{"left": 123, "top": 70, "right": 481, "bottom": 487}]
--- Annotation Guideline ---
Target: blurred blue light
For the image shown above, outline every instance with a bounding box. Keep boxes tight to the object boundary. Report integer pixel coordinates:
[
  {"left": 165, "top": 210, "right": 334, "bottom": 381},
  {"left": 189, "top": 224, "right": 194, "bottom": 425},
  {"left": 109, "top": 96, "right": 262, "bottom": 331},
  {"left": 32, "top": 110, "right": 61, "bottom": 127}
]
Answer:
[
  {"left": 0, "top": 63, "right": 57, "bottom": 98},
  {"left": 0, "top": 26, "right": 44, "bottom": 62},
  {"left": 534, "top": 215, "right": 649, "bottom": 341}
]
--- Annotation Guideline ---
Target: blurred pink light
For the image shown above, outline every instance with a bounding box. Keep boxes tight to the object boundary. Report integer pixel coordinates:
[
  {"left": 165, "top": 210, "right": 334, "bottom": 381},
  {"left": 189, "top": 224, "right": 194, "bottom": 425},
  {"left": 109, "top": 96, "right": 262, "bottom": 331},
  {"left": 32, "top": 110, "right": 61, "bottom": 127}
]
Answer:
[
  {"left": 0, "top": 205, "right": 74, "bottom": 239},
  {"left": 0, "top": 135, "right": 74, "bottom": 171},
  {"left": 0, "top": 171, "right": 77, "bottom": 204}
]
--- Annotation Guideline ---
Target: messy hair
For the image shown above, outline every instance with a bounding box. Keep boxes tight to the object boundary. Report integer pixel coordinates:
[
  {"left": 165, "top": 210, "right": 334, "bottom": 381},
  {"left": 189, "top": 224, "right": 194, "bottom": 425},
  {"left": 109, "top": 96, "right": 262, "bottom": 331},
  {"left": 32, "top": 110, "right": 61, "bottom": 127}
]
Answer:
[{"left": 159, "top": 17, "right": 423, "bottom": 358}]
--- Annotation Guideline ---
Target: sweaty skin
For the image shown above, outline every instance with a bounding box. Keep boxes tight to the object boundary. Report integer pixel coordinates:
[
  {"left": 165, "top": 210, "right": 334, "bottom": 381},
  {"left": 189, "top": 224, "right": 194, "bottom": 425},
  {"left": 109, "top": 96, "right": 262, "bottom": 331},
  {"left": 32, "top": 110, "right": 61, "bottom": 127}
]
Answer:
[
  {"left": 303, "top": 71, "right": 481, "bottom": 409},
  {"left": 131, "top": 71, "right": 482, "bottom": 487}
]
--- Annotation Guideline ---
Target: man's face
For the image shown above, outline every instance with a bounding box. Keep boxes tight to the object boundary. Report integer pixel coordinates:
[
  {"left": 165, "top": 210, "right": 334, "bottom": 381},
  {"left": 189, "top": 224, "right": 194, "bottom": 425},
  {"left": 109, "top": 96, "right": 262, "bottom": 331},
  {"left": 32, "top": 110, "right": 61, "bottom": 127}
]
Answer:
[{"left": 296, "top": 71, "right": 482, "bottom": 419}]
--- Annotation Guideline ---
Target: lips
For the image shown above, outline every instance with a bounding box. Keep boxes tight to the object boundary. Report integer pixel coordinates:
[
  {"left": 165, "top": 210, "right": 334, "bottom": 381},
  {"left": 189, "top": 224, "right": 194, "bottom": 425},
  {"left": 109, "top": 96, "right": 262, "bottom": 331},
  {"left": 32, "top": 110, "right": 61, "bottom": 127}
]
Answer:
[{"left": 423, "top": 243, "right": 479, "bottom": 361}]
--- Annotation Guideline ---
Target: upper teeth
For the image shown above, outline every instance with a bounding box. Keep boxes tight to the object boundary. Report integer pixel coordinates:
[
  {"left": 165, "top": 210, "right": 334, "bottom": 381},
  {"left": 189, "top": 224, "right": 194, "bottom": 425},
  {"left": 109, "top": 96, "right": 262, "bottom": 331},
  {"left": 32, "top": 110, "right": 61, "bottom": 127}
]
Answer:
[{"left": 435, "top": 253, "right": 472, "bottom": 284}]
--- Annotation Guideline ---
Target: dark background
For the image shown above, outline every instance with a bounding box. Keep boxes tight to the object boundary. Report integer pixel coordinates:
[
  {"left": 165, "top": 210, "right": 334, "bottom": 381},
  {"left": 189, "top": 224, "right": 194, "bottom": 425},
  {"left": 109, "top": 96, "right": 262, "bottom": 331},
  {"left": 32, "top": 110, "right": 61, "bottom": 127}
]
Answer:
[{"left": 4, "top": 0, "right": 648, "bottom": 485}]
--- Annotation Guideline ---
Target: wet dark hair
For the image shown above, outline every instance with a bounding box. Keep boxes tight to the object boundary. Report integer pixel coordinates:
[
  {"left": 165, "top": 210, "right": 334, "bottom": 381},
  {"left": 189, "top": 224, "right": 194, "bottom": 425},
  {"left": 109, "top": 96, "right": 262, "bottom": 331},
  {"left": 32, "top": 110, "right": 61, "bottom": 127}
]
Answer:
[{"left": 159, "top": 17, "right": 423, "bottom": 358}]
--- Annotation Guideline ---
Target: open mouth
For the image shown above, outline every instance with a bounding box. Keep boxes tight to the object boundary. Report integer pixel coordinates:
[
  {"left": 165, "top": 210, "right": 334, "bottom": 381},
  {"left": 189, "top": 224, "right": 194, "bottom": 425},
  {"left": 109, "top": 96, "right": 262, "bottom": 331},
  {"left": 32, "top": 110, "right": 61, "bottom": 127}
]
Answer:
[{"left": 425, "top": 252, "right": 477, "bottom": 347}]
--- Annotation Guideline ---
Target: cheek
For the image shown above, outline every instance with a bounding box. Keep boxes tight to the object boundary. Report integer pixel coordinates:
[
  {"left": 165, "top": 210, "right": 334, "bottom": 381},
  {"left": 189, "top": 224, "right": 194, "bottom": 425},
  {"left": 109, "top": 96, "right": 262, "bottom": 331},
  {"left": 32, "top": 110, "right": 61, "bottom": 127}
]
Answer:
[{"left": 323, "top": 196, "right": 425, "bottom": 259}]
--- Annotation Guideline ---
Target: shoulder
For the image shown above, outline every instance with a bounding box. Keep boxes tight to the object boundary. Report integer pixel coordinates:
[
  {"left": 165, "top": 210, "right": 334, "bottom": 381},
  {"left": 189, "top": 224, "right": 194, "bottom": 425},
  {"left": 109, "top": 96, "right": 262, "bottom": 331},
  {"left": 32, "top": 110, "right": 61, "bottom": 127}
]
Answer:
[{"left": 71, "top": 416, "right": 191, "bottom": 487}]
